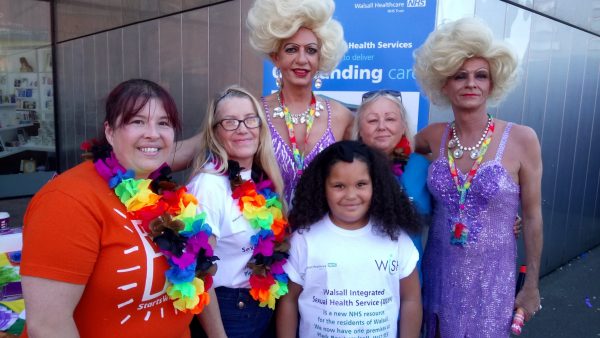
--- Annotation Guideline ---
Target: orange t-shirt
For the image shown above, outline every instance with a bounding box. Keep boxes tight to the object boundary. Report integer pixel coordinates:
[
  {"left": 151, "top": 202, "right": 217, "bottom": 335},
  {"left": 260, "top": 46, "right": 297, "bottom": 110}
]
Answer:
[{"left": 21, "top": 161, "right": 192, "bottom": 337}]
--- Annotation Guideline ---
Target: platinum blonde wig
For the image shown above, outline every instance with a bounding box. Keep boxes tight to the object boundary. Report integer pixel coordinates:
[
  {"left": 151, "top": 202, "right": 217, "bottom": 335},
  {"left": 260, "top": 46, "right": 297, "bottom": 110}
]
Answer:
[
  {"left": 247, "top": 0, "right": 348, "bottom": 73},
  {"left": 413, "top": 17, "right": 518, "bottom": 106},
  {"left": 190, "top": 85, "right": 285, "bottom": 199}
]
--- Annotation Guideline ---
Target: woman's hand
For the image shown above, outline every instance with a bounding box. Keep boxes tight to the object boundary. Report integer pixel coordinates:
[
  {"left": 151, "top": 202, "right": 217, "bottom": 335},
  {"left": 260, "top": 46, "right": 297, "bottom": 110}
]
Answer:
[
  {"left": 515, "top": 285, "right": 541, "bottom": 321},
  {"left": 513, "top": 215, "right": 522, "bottom": 238}
]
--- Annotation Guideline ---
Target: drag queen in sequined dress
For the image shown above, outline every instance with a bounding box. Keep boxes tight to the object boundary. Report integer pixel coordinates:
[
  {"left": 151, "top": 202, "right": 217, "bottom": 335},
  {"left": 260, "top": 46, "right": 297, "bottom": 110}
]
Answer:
[
  {"left": 172, "top": 0, "right": 354, "bottom": 207},
  {"left": 247, "top": 0, "right": 354, "bottom": 205},
  {"left": 413, "top": 18, "right": 543, "bottom": 337}
]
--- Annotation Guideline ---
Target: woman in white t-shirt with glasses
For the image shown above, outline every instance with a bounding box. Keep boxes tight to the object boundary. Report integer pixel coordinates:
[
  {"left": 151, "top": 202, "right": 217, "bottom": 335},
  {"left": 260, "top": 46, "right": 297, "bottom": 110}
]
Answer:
[{"left": 186, "top": 86, "right": 289, "bottom": 338}]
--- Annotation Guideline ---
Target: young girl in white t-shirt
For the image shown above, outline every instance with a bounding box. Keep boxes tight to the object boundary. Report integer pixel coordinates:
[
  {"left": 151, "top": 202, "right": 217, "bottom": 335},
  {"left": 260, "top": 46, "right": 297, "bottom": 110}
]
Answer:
[{"left": 277, "top": 140, "right": 422, "bottom": 338}]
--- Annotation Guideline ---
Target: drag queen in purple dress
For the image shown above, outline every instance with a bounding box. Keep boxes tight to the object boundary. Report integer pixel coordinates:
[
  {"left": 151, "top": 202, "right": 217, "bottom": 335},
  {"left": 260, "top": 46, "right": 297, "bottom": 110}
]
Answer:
[
  {"left": 173, "top": 0, "right": 353, "bottom": 206},
  {"left": 413, "top": 18, "right": 543, "bottom": 337},
  {"left": 247, "top": 0, "right": 354, "bottom": 205}
]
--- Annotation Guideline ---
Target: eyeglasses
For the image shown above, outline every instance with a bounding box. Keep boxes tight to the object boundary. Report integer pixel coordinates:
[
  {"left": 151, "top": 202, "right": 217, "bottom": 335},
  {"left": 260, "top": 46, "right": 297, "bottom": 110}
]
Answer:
[
  {"left": 214, "top": 116, "right": 261, "bottom": 131},
  {"left": 362, "top": 89, "right": 403, "bottom": 102}
]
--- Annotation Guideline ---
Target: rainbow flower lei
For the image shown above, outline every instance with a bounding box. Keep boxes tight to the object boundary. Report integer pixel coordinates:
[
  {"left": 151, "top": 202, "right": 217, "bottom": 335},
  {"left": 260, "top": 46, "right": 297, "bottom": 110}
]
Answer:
[
  {"left": 228, "top": 161, "right": 290, "bottom": 309},
  {"left": 93, "top": 150, "right": 218, "bottom": 313}
]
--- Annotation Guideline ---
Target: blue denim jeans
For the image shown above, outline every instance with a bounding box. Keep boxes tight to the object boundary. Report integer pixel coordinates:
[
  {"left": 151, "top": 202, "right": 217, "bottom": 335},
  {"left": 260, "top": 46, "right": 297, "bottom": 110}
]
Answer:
[{"left": 215, "top": 287, "right": 273, "bottom": 338}]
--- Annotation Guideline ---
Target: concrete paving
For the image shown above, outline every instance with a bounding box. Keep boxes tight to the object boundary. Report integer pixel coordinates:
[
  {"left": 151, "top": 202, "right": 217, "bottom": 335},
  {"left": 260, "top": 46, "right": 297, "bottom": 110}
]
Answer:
[{"left": 520, "top": 245, "right": 600, "bottom": 338}]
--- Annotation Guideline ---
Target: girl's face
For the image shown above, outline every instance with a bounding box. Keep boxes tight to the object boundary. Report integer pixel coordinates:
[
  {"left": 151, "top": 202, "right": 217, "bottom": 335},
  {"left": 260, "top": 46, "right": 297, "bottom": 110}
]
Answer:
[
  {"left": 105, "top": 98, "right": 174, "bottom": 179},
  {"left": 442, "top": 57, "right": 493, "bottom": 110},
  {"left": 325, "top": 160, "right": 372, "bottom": 230},
  {"left": 359, "top": 97, "right": 407, "bottom": 155},
  {"left": 214, "top": 96, "right": 261, "bottom": 169},
  {"left": 271, "top": 27, "right": 320, "bottom": 89}
]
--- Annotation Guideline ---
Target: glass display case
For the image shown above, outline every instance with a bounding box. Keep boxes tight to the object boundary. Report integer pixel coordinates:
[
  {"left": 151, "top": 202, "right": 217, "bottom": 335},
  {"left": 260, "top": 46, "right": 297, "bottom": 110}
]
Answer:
[{"left": 0, "top": 47, "right": 55, "bottom": 198}]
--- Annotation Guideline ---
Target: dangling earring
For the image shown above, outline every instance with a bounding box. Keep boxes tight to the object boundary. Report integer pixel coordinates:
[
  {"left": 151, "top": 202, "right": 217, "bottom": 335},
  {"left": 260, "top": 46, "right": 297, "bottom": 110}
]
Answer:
[
  {"left": 314, "top": 71, "right": 322, "bottom": 89},
  {"left": 275, "top": 68, "right": 282, "bottom": 88}
]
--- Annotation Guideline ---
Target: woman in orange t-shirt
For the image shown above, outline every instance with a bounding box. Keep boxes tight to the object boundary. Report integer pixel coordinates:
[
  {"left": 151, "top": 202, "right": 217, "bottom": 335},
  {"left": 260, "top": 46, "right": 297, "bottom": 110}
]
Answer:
[{"left": 21, "top": 79, "right": 217, "bottom": 337}]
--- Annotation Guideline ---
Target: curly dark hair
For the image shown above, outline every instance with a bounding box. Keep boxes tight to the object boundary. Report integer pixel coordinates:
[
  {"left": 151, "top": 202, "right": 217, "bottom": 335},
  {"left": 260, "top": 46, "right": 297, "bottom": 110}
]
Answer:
[{"left": 289, "top": 140, "right": 420, "bottom": 240}]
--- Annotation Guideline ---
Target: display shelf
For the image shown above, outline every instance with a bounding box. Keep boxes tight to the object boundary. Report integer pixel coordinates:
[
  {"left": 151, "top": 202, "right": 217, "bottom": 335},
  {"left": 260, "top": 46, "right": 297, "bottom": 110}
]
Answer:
[
  {"left": 0, "top": 47, "right": 54, "bottom": 199},
  {"left": 20, "top": 144, "right": 55, "bottom": 152},
  {"left": 0, "top": 147, "right": 22, "bottom": 159},
  {"left": 0, "top": 123, "right": 34, "bottom": 131},
  {"left": 0, "top": 144, "right": 55, "bottom": 159}
]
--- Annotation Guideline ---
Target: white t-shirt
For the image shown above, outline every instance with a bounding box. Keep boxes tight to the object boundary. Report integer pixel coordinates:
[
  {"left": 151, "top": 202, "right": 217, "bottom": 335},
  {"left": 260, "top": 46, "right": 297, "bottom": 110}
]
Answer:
[
  {"left": 187, "top": 169, "right": 254, "bottom": 289},
  {"left": 285, "top": 215, "right": 418, "bottom": 338}
]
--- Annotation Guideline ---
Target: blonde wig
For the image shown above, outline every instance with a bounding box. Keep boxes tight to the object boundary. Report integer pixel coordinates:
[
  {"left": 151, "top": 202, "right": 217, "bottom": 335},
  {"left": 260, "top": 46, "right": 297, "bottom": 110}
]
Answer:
[
  {"left": 353, "top": 92, "right": 414, "bottom": 150},
  {"left": 189, "top": 85, "right": 285, "bottom": 198},
  {"left": 247, "top": 0, "right": 347, "bottom": 73},
  {"left": 413, "top": 17, "right": 518, "bottom": 106}
]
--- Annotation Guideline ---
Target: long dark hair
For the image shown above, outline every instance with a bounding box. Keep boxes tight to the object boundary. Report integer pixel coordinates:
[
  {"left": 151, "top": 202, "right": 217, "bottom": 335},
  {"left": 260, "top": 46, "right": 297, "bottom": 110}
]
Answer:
[{"left": 289, "top": 140, "right": 420, "bottom": 240}]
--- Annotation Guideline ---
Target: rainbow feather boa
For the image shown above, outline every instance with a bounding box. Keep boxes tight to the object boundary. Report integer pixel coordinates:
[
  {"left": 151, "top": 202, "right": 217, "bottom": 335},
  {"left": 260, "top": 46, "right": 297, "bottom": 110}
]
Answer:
[
  {"left": 94, "top": 151, "right": 218, "bottom": 313},
  {"left": 228, "top": 163, "right": 290, "bottom": 309}
]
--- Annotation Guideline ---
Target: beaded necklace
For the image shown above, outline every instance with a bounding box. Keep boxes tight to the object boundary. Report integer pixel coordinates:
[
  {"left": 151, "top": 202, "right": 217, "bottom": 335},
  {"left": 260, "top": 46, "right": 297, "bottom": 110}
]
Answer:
[
  {"left": 94, "top": 151, "right": 218, "bottom": 313},
  {"left": 448, "top": 115, "right": 492, "bottom": 159},
  {"left": 446, "top": 116, "right": 495, "bottom": 246},
  {"left": 228, "top": 161, "right": 290, "bottom": 309},
  {"left": 277, "top": 91, "right": 317, "bottom": 176},
  {"left": 273, "top": 96, "right": 322, "bottom": 124}
]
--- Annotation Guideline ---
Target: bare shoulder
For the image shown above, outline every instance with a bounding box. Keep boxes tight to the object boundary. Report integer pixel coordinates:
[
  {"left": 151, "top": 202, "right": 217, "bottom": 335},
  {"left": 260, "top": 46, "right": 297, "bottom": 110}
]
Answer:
[
  {"left": 323, "top": 96, "right": 355, "bottom": 140},
  {"left": 262, "top": 92, "right": 277, "bottom": 108},
  {"left": 327, "top": 98, "right": 354, "bottom": 121},
  {"left": 503, "top": 122, "right": 541, "bottom": 168},
  {"left": 508, "top": 123, "right": 539, "bottom": 144}
]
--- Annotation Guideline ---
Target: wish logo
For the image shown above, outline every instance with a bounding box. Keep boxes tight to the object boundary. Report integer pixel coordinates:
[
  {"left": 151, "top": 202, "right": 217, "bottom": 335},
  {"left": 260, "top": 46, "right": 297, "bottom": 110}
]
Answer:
[{"left": 374, "top": 255, "right": 399, "bottom": 274}]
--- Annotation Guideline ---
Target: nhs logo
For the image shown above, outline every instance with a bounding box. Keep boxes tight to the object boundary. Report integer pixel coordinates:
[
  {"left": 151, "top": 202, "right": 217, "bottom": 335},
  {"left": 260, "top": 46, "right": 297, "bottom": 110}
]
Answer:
[{"left": 407, "top": 0, "right": 426, "bottom": 7}]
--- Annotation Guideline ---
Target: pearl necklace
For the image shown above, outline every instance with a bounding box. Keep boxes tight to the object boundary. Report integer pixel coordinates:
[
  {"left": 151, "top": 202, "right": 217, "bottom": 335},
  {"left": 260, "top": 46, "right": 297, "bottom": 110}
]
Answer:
[
  {"left": 448, "top": 115, "right": 492, "bottom": 160},
  {"left": 273, "top": 92, "right": 323, "bottom": 124}
]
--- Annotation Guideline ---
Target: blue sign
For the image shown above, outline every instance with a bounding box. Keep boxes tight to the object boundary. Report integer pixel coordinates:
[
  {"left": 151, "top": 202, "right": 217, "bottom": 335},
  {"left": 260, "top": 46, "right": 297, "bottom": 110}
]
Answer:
[{"left": 262, "top": 0, "right": 437, "bottom": 132}]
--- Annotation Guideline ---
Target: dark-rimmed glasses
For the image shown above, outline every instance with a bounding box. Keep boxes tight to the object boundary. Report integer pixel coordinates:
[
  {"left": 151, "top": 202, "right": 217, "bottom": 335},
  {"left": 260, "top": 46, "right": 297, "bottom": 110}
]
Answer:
[
  {"left": 362, "top": 89, "right": 403, "bottom": 102},
  {"left": 214, "top": 116, "right": 261, "bottom": 131}
]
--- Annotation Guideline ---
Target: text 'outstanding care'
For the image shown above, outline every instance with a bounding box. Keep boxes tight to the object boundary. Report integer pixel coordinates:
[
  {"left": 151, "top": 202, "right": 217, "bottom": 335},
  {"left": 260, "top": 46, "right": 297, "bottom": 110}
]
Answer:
[{"left": 270, "top": 38, "right": 415, "bottom": 84}]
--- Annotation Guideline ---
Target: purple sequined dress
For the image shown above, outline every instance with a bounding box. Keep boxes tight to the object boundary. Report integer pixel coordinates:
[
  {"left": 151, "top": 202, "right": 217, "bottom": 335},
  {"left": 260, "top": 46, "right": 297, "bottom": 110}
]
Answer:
[
  {"left": 423, "top": 123, "right": 520, "bottom": 338},
  {"left": 262, "top": 98, "right": 336, "bottom": 205}
]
